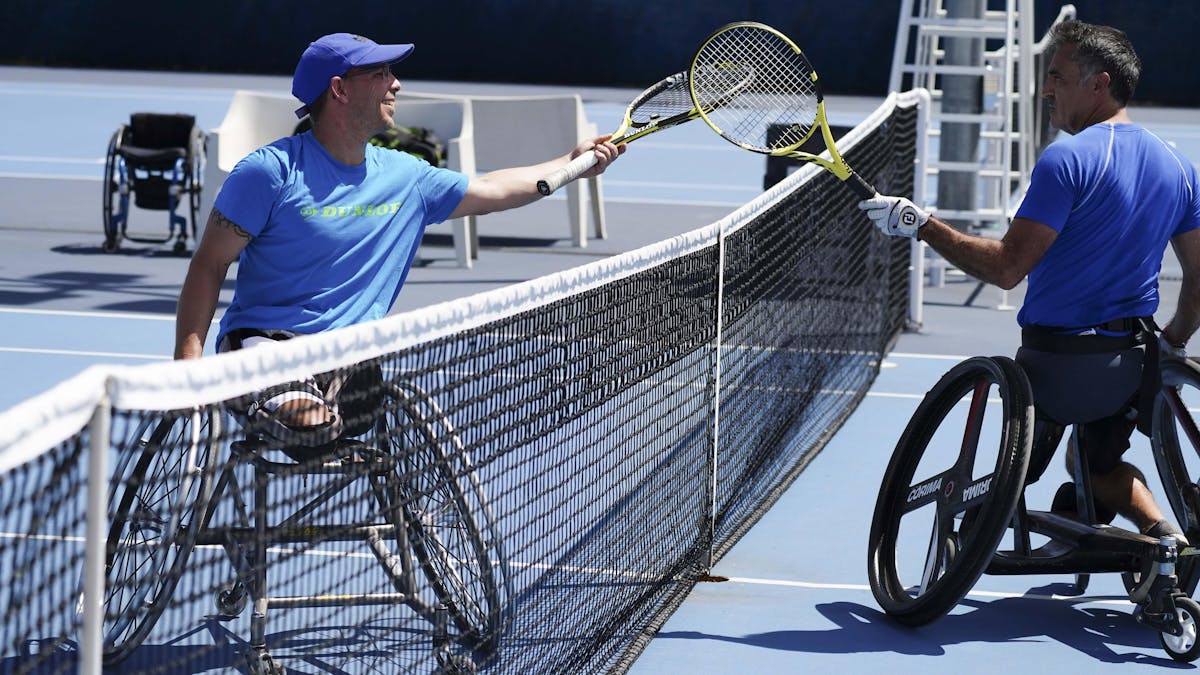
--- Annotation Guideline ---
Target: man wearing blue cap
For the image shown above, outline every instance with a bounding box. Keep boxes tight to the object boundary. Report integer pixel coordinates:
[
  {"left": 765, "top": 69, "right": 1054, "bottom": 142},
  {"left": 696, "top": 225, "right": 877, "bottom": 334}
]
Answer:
[{"left": 174, "top": 33, "right": 623, "bottom": 435}]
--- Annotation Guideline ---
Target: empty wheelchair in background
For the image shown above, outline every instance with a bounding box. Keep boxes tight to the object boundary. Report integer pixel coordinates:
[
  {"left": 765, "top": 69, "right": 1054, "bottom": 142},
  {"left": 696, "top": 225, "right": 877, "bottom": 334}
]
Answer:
[
  {"left": 868, "top": 354, "right": 1200, "bottom": 662},
  {"left": 102, "top": 112, "right": 206, "bottom": 255}
]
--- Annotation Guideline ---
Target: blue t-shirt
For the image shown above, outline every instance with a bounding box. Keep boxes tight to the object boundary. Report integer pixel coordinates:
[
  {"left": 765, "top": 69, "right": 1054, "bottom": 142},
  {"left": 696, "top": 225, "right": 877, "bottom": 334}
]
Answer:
[
  {"left": 1015, "top": 123, "right": 1200, "bottom": 328},
  {"left": 214, "top": 132, "right": 468, "bottom": 343}
]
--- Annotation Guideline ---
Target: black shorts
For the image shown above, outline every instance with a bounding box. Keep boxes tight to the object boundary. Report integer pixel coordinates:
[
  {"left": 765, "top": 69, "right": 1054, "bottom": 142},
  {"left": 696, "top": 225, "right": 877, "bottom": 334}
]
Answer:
[
  {"left": 1016, "top": 345, "right": 1144, "bottom": 476},
  {"left": 219, "top": 328, "right": 386, "bottom": 450}
]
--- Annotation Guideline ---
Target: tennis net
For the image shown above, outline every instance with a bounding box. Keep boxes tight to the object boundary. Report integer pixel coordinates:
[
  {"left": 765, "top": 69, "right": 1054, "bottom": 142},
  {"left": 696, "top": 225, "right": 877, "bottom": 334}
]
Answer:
[{"left": 0, "top": 89, "right": 925, "bottom": 674}]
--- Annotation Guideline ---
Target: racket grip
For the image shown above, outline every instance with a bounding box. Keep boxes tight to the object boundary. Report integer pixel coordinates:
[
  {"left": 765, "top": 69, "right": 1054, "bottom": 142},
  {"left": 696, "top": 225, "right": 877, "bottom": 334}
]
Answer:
[
  {"left": 846, "top": 172, "right": 877, "bottom": 200},
  {"left": 537, "top": 152, "right": 600, "bottom": 196}
]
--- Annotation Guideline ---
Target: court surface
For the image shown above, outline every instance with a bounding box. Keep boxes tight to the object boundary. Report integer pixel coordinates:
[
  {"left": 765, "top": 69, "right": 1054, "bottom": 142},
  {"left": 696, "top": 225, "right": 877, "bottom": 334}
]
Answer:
[{"left": 3, "top": 66, "right": 1200, "bottom": 673}]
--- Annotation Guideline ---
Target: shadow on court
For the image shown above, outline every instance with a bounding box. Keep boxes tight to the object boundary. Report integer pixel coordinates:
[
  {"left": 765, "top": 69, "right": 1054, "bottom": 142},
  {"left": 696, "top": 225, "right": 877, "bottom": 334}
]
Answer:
[
  {"left": 654, "top": 583, "right": 1191, "bottom": 668},
  {"left": 0, "top": 618, "right": 438, "bottom": 674},
  {"left": 50, "top": 243, "right": 193, "bottom": 258},
  {"left": 0, "top": 268, "right": 234, "bottom": 315}
]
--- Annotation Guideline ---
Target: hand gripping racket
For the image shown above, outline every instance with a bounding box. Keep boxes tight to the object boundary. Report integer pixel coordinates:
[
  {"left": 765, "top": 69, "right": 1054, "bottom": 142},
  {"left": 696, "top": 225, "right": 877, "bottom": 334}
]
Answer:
[
  {"left": 536, "top": 71, "right": 700, "bottom": 196},
  {"left": 690, "top": 21, "right": 878, "bottom": 199}
]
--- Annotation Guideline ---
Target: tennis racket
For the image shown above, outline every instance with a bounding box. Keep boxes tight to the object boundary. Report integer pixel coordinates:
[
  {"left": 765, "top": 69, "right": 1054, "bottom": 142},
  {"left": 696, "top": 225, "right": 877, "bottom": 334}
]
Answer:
[
  {"left": 536, "top": 71, "right": 699, "bottom": 196},
  {"left": 690, "top": 21, "right": 878, "bottom": 200},
  {"left": 535, "top": 72, "right": 696, "bottom": 195}
]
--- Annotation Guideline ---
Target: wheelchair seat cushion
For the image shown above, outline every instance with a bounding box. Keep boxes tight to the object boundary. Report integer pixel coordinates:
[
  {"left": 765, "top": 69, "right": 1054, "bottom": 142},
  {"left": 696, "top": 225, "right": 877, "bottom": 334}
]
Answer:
[{"left": 118, "top": 145, "right": 189, "bottom": 170}]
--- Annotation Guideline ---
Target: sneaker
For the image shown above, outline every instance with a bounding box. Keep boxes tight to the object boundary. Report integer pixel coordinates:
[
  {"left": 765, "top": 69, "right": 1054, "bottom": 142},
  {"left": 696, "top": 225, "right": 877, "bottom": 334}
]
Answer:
[
  {"left": 1144, "top": 519, "right": 1190, "bottom": 547},
  {"left": 1051, "top": 481, "right": 1117, "bottom": 524}
]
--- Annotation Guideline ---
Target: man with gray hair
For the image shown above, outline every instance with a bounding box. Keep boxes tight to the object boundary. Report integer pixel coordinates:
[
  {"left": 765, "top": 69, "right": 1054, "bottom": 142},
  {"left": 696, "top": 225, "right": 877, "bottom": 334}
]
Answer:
[{"left": 862, "top": 20, "right": 1200, "bottom": 540}]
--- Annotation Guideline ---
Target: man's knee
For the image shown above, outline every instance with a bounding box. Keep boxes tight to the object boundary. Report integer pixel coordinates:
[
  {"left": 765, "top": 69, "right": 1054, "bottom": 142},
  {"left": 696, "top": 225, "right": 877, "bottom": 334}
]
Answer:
[{"left": 1077, "top": 413, "right": 1136, "bottom": 475}]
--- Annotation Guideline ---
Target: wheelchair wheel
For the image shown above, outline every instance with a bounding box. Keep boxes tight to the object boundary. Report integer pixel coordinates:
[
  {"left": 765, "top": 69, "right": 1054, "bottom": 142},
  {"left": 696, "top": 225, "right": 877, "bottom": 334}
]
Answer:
[
  {"left": 868, "top": 356, "right": 1034, "bottom": 626},
  {"left": 101, "top": 410, "right": 219, "bottom": 664},
  {"left": 385, "top": 382, "right": 510, "bottom": 655},
  {"left": 187, "top": 126, "right": 205, "bottom": 242},
  {"left": 1153, "top": 356, "right": 1200, "bottom": 595},
  {"left": 101, "top": 127, "right": 123, "bottom": 253},
  {"left": 1161, "top": 596, "right": 1200, "bottom": 662}
]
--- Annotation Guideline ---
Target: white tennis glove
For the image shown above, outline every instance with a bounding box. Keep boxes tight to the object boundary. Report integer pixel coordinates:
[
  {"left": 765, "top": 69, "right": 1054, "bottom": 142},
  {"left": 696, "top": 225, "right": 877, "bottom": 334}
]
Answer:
[{"left": 858, "top": 194, "right": 930, "bottom": 238}]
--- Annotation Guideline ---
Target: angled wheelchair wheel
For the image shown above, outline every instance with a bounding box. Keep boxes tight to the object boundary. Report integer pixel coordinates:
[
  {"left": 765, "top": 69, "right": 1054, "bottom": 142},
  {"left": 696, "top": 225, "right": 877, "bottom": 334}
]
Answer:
[
  {"left": 1162, "top": 596, "right": 1200, "bottom": 662},
  {"left": 1152, "top": 357, "right": 1200, "bottom": 595},
  {"left": 868, "top": 356, "right": 1034, "bottom": 626},
  {"left": 101, "top": 127, "right": 123, "bottom": 253},
  {"left": 101, "top": 409, "right": 219, "bottom": 665},
  {"left": 385, "top": 381, "right": 510, "bottom": 656}
]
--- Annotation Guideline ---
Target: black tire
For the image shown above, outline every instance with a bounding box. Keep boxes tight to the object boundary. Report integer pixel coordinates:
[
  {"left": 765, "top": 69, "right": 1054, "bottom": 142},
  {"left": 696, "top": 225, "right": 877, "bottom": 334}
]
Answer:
[
  {"left": 1152, "top": 357, "right": 1200, "bottom": 596},
  {"left": 383, "top": 381, "right": 510, "bottom": 656},
  {"left": 101, "top": 127, "right": 123, "bottom": 252},
  {"left": 868, "top": 356, "right": 1034, "bottom": 626},
  {"left": 1161, "top": 596, "right": 1200, "bottom": 662},
  {"left": 187, "top": 126, "right": 205, "bottom": 245},
  {"left": 100, "top": 411, "right": 218, "bottom": 665}
]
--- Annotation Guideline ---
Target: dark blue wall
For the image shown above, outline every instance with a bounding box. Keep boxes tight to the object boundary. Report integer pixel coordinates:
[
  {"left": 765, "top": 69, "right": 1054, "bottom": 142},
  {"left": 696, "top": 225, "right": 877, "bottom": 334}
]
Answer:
[{"left": 1, "top": 1, "right": 1196, "bottom": 106}]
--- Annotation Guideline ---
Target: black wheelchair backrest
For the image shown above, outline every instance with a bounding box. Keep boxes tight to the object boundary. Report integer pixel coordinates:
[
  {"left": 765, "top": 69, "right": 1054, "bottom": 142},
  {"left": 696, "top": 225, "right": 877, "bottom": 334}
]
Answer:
[{"left": 128, "top": 113, "right": 196, "bottom": 150}]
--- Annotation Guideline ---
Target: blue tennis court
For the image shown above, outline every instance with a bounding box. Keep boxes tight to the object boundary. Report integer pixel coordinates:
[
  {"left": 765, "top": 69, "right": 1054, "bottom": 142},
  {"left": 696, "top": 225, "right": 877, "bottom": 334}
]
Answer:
[{"left": 3, "top": 54, "right": 1200, "bottom": 675}]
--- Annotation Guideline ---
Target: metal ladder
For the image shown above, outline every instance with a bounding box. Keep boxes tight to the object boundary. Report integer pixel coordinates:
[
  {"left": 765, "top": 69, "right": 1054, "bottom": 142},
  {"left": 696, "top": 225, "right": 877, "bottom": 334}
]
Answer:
[
  {"left": 892, "top": 1, "right": 1077, "bottom": 318},
  {"left": 889, "top": 0, "right": 1036, "bottom": 227}
]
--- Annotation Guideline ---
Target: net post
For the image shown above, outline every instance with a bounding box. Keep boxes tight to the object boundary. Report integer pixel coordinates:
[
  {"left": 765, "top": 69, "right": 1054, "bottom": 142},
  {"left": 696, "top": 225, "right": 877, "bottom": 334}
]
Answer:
[
  {"left": 703, "top": 228, "right": 728, "bottom": 570},
  {"left": 80, "top": 394, "right": 111, "bottom": 675}
]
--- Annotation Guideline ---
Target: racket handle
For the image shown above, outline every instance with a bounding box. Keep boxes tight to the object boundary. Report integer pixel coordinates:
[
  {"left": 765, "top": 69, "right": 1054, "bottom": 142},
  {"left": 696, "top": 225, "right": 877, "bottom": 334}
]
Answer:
[
  {"left": 537, "top": 152, "right": 600, "bottom": 196},
  {"left": 846, "top": 172, "right": 877, "bottom": 200}
]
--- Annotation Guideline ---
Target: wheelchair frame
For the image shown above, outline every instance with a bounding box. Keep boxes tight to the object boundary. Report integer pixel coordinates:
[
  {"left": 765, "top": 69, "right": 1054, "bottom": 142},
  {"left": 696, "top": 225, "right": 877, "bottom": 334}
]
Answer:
[
  {"left": 102, "top": 113, "right": 206, "bottom": 255},
  {"left": 95, "top": 380, "right": 511, "bottom": 674},
  {"left": 867, "top": 354, "right": 1200, "bottom": 662}
]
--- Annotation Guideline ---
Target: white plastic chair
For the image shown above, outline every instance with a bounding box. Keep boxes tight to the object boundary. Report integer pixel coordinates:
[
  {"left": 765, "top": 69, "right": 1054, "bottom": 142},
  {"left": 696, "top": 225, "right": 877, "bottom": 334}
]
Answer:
[{"left": 402, "top": 92, "right": 607, "bottom": 249}]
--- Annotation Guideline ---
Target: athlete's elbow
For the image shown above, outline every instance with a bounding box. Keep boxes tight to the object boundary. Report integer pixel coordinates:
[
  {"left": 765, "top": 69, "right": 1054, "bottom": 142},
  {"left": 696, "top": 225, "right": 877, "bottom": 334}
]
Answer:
[{"left": 992, "top": 270, "right": 1025, "bottom": 291}]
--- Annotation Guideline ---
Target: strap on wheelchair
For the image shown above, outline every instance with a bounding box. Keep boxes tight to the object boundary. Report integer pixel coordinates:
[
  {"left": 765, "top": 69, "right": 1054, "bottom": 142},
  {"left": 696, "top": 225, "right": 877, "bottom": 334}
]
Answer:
[
  {"left": 1021, "top": 316, "right": 1160, "bottom": 435},
  {"left": 222, "top": 327, "right": 300, "bottom": 350}
]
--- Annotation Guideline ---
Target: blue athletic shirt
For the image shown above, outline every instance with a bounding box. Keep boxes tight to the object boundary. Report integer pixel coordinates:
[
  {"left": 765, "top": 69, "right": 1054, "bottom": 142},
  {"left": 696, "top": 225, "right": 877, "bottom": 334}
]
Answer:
[
  {"left": 1015, "top": 123, "right": 1200, "bottom": 328},
  {"left": 214, "top": 131, "right": 468, "bottom": 344}
]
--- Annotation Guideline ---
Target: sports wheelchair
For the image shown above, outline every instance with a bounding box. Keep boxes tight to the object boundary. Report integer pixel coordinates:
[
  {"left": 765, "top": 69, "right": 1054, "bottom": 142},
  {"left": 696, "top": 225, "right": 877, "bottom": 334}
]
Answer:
[
  {"left": 102, "top": 112, "right": 206, "bottom": 255},
  {"left": 868, "top": 354, "right": 1200, "bottom": 662},
  {"left": 95, "top": 377, "right": 511, "bottom": 674}
]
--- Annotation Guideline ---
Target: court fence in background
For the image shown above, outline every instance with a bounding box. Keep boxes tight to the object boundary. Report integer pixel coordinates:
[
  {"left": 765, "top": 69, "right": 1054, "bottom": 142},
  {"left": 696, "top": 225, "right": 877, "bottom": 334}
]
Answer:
[{"left": 0, "top": 90, "right": 925, "bottom": 674}]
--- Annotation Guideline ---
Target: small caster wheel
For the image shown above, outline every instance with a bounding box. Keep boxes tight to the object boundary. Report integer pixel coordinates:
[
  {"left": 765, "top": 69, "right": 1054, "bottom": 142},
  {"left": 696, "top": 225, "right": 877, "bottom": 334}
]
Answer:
[
  {"left": 245, "top": 648, "right": 285, "bottom": 675},
  {"left": 437, "top": 651, "right": 477, "bottom": 675},
  {"left": 1161, "top": 596, "right": 1200, "bottom": 662},
  {"left": 215, "top": 580, "right": 248, "bottom": 618}
]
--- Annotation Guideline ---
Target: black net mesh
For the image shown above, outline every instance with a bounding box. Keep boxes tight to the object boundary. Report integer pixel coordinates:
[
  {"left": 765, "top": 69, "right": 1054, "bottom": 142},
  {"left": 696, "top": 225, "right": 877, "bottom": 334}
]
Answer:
[{"left": 0, "top": 93, "right": 921, "bottom": 674}]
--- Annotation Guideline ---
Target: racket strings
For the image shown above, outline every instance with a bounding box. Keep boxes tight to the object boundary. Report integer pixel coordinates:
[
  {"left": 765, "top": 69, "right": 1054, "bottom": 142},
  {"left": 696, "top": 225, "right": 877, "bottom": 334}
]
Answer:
[
  {"left": 623, "top": 74, "right": 695, "bottom": 137},
  {"left": 692, "top": 25, "right": 820, "bottom": 152}
]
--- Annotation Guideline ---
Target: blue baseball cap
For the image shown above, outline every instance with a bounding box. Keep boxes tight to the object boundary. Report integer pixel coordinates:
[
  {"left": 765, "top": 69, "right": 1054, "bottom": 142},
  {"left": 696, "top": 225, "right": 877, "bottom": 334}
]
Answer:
[{"left": 291, "top": 33, "right": 414, "bottom": 118}]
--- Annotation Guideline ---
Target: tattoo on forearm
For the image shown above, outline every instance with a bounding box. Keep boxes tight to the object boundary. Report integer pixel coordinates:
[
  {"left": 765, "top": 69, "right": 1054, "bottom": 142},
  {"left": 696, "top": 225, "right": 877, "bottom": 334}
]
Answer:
[{"left": 210, "top": 208, "right": 251, "bottom": 241}]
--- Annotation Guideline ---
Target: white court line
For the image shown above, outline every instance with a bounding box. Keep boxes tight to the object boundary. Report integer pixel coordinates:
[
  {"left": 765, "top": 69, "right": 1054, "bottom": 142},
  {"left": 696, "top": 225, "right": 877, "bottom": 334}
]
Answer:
[
  {"left": 0, "top": 85, "right": 231, "bottom": 102},
  {"left": 0, "top": 346, "right": 167, "bottom": 360},
  {"left": 0, "top": 172, "right": 99, "bottom": 181},
  {"left": 0, "top": 155, "right": 102, "bottom": 165},
  {"left": 605, "top": 178, "right": 759, "bottom": 193},
  {"left": 0, "top": 306, "right": 200, "bottom": 322},
  {"left": 722, "top": 576, "right": 1134, "bottom": 606},
  {"left": 867, "top": 391, "right": 927, "bottom": 400},
  {"left": 889, "top": 351, "right": 974, "bottom": 361},
  {"left": 0, "top": 530, "right": 1133, "bottom": 607}
]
